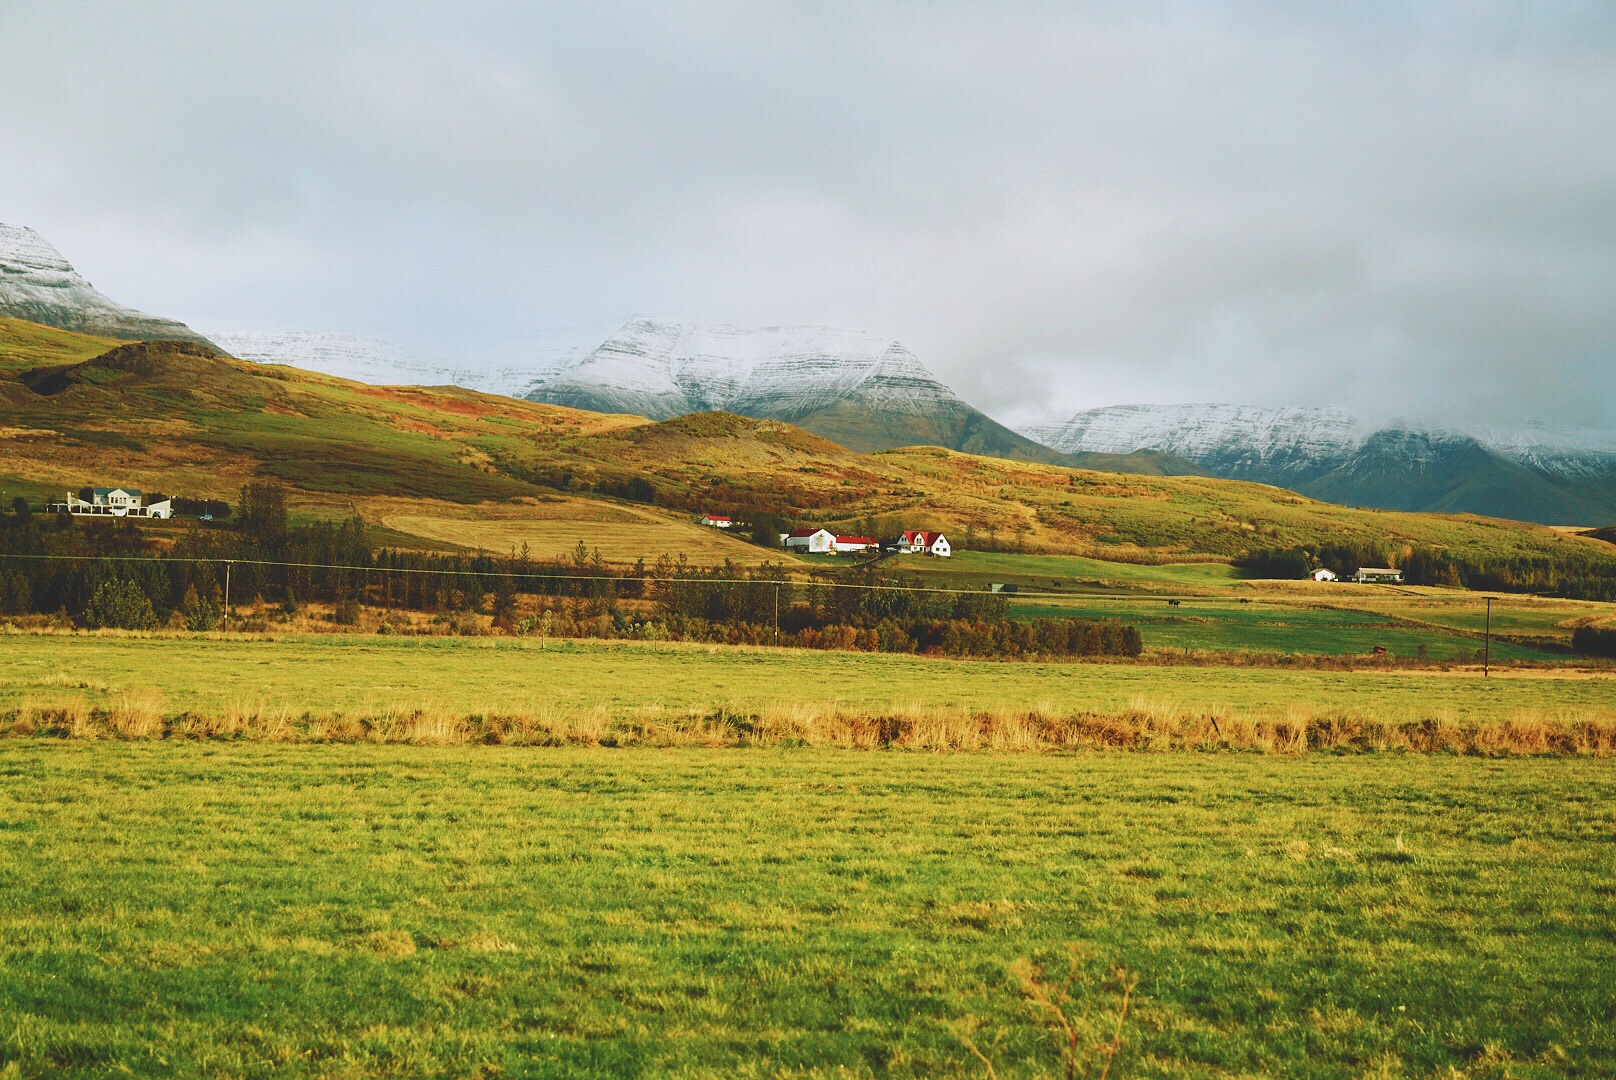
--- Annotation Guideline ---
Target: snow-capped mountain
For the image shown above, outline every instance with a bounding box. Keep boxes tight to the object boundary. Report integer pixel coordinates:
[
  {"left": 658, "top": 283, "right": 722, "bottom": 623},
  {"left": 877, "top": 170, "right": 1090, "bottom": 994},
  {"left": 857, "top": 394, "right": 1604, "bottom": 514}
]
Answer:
[
  {"left": 206, "top": 330, "right": 531, "bottom": 397},
  {"left": 523, "top": 318, "right": 957, "bottom": 421},
  {"left": 1024, "top": 405, "right": 1366, "bottom": 482},
  {"left": 204, "top": 323, "right": 617, "bottom": 399},
  {"left": 521, "top": 317, "right": 1077, "bottom": 460},
  {"left": 0, "top": 222, "right": 214, "bottom": 346},
  {"left": 1024, "top": 404, "right": 1616, "bottom": 524}
]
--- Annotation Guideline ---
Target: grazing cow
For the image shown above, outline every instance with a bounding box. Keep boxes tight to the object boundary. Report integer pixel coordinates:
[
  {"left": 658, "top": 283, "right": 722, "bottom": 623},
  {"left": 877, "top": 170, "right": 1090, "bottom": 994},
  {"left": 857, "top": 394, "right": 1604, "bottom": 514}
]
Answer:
[
  {"left": 1239, "top": 598, "right": 1252, "bottom": 604},
  {"left": 1167, "top": 599, "right": 1181, "bottom": 608},
  {"left": 1372, "top": 645, "right": 1388, "bottom": 655}
]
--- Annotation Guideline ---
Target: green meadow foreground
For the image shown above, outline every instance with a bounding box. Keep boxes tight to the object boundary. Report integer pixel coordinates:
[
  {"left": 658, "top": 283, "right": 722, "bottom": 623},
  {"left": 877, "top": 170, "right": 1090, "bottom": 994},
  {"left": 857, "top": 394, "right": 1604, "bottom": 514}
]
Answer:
[
  {"left": 1, "top": 744, "right": 1613, "bottom": 1077},
  {"left": 4, "top": 634, "right": 1614, "bottom": 738}
]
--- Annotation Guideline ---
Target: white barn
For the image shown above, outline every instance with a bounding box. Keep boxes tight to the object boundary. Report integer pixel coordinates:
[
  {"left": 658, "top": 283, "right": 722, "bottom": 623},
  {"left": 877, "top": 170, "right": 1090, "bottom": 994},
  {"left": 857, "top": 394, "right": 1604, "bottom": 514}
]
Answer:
[
  {"left": 1312, "top": 568, "right": 1338, "bottom": 582},
  {"left": 784, "top": 528, "right": 836, "bottom": 553}
]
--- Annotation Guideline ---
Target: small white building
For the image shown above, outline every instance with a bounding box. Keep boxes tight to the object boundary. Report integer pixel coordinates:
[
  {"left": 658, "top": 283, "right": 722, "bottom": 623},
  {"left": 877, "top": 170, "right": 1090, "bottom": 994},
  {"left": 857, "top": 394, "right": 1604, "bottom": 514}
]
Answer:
[
  {"left": 784, "top": 528, "right": 836, "bottom": 553},
  {"left": 1352, "top": 567, "right": 1404, "bottom": 585},
  {"left": 51, "top": 488, "right": 172, "bottom": 519},
  {"left": 1312, "top": 568, "right": 1338, "bottom": 582},
  {"left": 832, "top": 534, "right": 876, "bottom": 554},
  {"left": 701, "top": 513, "right": 732, "bottom": 528},
  {"left": 897, "top": 530, "right": 951, "bottom": 557}
]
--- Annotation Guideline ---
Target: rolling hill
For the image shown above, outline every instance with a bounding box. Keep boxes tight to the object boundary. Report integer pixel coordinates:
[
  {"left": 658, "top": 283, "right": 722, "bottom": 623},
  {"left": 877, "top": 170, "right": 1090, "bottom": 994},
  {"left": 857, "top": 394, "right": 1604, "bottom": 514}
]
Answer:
[{"left": 2, "top": 316, "right": 1611, "bottom": 581}]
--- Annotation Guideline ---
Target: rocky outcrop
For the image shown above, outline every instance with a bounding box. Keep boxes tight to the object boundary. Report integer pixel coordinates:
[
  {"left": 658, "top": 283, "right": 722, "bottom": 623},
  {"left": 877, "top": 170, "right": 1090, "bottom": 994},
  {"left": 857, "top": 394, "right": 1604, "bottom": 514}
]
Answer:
[{"left": 0, "top": 222, "right": 215, "bottom": 347}]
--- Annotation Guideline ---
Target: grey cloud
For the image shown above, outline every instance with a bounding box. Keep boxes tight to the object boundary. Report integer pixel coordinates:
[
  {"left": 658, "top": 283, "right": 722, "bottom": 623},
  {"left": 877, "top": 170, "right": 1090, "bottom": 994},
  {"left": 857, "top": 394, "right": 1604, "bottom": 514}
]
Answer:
[{"left": 2, "top": 1, "right": 1612, "bottom": 429}]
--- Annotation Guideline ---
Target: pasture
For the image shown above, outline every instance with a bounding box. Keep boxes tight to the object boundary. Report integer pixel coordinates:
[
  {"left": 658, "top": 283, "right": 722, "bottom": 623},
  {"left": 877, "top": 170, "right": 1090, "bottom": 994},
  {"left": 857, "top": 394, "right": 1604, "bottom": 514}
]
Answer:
[
  {"left": 1, "top": 743, "right": 1613, "bottom": 1076},
  {"left": 3, "top": 634, "right": 1612, "bottom": 733},
  {"left": 369, "top": 495, "right": 777, "bottom": 566}
]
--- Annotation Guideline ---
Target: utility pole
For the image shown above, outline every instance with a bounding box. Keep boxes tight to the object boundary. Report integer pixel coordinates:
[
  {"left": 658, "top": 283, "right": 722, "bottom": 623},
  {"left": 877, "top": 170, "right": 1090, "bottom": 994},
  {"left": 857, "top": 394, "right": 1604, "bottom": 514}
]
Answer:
[
  {"left": 223, "top": 560, "right": 233, "bottom": 632},
  {"left": 774, "top": 582, "right": 780, "bottom": 644},
  {"left": 1483, "top": 596, "right": 1492, "bottom": 678}
]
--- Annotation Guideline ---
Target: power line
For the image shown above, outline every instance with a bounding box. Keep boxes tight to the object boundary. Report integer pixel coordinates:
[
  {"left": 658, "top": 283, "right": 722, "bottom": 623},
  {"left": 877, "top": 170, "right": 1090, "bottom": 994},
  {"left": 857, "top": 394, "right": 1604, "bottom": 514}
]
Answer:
[{"left": 0, "top": 550, "right": 1224, "bottom": 603}]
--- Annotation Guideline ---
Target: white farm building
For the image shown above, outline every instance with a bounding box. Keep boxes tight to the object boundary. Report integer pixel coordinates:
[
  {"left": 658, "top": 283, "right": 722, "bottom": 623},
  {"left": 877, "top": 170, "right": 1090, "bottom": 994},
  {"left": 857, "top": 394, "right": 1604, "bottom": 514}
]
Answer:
[{"left": 48, "top": 488, "right": 172, "bottom": 519}]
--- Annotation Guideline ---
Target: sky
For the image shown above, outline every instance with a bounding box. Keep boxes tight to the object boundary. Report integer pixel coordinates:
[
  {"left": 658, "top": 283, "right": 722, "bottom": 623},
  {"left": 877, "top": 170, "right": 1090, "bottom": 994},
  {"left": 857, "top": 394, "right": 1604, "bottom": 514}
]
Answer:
[{"left": 3, "top": 1, "right": 1613, "bottom": 430}]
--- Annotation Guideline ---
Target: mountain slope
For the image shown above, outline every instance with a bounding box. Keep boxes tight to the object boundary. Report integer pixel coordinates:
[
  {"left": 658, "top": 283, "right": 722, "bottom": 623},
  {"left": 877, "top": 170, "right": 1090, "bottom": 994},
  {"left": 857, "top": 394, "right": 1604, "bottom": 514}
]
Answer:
[
  {"left": 204, "top": 326, "right": 614, "bottom": 399},
  {"left": 0, "top": 223, "right": 216, "bottom": 347},
  {"left": 1026, "top": 404, "right": 1616, "bottom": 525},
  {"left": 2, "top": 316, "right": 1610, "bottom": 576},
  {"left": 522, "top": 317, "right": 1106, "bottom": 466}
]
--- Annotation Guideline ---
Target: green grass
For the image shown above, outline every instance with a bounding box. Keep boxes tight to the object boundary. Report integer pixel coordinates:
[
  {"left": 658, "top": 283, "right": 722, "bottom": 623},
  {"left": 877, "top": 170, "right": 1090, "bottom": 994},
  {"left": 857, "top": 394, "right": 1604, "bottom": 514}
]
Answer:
[
  {"left": 1, "top": 743, "right": 1612, "bottom": 1076},
  {"left": 1007, "top": 597, "right": 1561, "bottom": 660},
  {"left": 902, "top": 550, "right": 1244, "bottom": 591},
  {"left": 4, "top": 635, "right": 1613, "bottom": 726}
]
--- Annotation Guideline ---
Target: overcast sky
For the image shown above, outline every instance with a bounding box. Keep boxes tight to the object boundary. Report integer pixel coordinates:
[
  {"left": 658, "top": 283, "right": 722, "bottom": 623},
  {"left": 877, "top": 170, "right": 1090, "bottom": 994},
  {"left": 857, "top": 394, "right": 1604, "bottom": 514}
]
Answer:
[{"left": 4, "top": 2, "right": 1613, "bottom": 429}]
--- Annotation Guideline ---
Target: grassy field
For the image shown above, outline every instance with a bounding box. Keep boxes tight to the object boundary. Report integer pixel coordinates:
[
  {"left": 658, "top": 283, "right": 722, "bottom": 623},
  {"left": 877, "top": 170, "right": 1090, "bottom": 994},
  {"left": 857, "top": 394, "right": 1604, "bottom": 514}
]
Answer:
[
  {"left": 1005, "top": 596, "right": 1564, "bottom": 661},
  {"left": 371, "top": 494, "right": 779, "bottom": 566},
  {"left": 5, "top": 634, "right": 1613, "bottom": 729},
  {"left": 1, "top": 743, "right": 1613, "bottom": 1077}
]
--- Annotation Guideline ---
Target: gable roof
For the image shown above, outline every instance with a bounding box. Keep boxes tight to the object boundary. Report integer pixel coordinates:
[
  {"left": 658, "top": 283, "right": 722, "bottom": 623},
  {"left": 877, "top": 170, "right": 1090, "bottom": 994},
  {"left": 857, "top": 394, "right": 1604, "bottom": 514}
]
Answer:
[
  {"left": 835, "top": 535, "right": 875, "bottom": 545},
  {"left": 786, "top": 528, "right": 830, "bottom": 538}
]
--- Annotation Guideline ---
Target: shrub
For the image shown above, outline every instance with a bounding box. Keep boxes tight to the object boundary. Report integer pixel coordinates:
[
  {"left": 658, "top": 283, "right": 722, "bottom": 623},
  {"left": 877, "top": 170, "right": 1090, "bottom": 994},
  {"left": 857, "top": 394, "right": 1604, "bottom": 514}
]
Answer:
[
  {"left": 1572, "top": 625, "right": 1616, "bottom": 658},
  {"left": 83, "top": 579, "right": 158, "bottom": 630}
]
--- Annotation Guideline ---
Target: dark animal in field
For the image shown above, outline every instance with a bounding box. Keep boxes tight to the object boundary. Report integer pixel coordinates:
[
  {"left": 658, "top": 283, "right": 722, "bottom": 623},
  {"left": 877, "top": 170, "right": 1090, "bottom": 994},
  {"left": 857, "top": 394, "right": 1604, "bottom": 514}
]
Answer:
[
  {"left": 1372, "top": 645, "right": 1388, "bottom": 655},
  {"left": 1239, "top": 598, "right": 1252, "bottom": 604},
  {"left": 1167, "top": 599, "right": 1181, "bottom": 608}
]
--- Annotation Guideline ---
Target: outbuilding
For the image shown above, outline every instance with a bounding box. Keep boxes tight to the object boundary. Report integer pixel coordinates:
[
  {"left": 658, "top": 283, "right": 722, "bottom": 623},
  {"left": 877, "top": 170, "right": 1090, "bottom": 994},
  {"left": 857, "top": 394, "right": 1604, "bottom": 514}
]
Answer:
[
  {"left": 1312, "top": 568, "right": 1338, "bottom": 582},
  {"left": 1351, "top": 567, "right": 1404, "bottom": 584},
  {"left": 783, "top": 528, "right": 836, "bottom": 554}
]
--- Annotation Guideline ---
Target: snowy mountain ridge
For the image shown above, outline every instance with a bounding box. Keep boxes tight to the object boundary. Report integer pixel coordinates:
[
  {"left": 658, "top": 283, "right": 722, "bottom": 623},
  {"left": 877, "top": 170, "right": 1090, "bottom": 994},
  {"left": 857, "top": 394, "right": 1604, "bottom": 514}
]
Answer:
[
  {"left": 204, "top": 329, "right": 548, "bottom": 398},
  {"left": 1023, "top": 404, "right": 1616, "bottom": 481},
  {"left": 522, "top": 317, "right": 962, "bottom": 421},
  {"left": 0, "top": 222, "right": 213, "bottom": 346}
]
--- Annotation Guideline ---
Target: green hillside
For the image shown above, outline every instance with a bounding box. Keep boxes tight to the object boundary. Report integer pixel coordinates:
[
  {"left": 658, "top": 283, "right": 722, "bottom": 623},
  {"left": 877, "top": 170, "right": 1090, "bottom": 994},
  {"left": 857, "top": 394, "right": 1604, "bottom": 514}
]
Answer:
[{"left": 1, "top": 317, "right": 1612, "bottom": 584}]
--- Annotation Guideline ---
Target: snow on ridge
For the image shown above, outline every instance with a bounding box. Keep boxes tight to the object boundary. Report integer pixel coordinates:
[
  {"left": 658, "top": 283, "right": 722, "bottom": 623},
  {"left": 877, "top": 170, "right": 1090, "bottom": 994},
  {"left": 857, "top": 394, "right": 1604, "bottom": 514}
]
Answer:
[
  {"left": 1021, "top": 403, "right": 1616, "bottom": 479},
  {"left": 204, "top": 325, "right": 615, "bottom": 399},
  {"left": 527, "top": 316, "right": 961, "bottom": 419},
  {"left": 1023, "top": 403, "right": 1365, "bottom": 461}
]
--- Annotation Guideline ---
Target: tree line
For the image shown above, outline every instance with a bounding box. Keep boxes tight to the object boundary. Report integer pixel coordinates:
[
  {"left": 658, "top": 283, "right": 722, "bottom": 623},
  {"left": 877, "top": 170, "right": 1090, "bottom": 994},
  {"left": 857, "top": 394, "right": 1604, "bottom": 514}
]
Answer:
[
  {"left": 0, "top": 483, "right": 1141, "bottom": 659},
  {"left": 1236, "top": 540, "right": 1616, "bottom": 601}
]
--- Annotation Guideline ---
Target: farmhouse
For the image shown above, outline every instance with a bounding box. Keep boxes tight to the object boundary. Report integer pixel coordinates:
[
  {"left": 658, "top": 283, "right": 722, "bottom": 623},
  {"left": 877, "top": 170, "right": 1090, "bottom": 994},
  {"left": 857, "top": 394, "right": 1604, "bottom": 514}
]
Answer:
[
  {"left": 1312, "top": 568, "right": 1338, "bottom": 582},
  {"left": 48, "top": 488, "right": 173, "bottom": 519},
  {"left": 1351, "top": 567, "right": 1404, "bottom": 584},
  {"left": 701, "top": 513, "right": 732, "bottom": 528},
  {"left": 896, "top": 530, "right": 951, "bottom": 557}
]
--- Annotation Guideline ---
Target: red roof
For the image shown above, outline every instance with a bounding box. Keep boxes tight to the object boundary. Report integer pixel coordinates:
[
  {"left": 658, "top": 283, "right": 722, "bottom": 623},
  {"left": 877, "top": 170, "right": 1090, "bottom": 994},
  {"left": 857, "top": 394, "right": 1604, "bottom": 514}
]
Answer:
[
  {"left": 703, "top": 513, "right": 731, "bottom": 521},
  {"left": 835, "top": 535, "right": 875, "bottom": 545},
  {"left": 903, "top": 530, "right": 940, "bottom": 545},
  {"left": 786, "top": 528, "right": 826, "bottom": 538}
]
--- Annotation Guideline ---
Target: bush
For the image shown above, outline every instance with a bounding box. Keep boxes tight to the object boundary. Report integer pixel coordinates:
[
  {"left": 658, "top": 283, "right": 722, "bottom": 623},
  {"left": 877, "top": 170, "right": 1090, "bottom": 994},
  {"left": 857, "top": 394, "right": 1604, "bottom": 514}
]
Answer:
[
  {"left": 83, "top": 579, "right": 158, "bottom": 630},
  {"left": 1572, "top": 625, "right": 1616, "bottom": 658}
]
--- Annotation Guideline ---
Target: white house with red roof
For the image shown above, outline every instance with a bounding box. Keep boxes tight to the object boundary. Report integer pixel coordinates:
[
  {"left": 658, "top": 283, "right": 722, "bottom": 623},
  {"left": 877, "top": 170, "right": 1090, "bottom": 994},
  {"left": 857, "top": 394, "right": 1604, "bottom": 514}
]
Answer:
[
  {"left": 832, "top": 534, "right": 876, "bottom": 553},
  {"left": 897, "top": 530, "right": 951, "bottom": 557},
  {"left": 701, "top": 513, "right": 732, "bottom": 528}
]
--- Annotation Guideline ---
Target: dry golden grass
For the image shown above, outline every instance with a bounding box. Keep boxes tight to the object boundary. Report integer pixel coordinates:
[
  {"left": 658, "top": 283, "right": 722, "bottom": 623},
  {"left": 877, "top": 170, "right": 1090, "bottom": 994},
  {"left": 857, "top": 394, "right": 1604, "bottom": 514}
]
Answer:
[
  {"left": 377, "top": 498, "right": 778, "bottom": 564},
  {"left": 7, "top": 696, "right": 1614, "bottom": 755}
]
